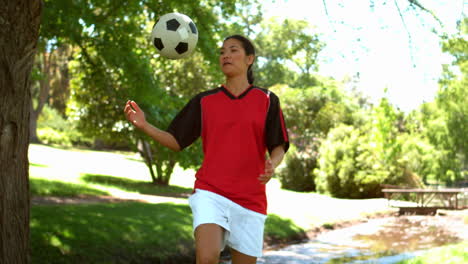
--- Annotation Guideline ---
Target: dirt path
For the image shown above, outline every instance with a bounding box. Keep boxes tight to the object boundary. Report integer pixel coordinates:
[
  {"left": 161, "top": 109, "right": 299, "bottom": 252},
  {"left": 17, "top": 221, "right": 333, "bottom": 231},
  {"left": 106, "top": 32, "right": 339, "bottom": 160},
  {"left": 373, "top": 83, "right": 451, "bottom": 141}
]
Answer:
[{"left": 31, "top": 193, "right": 189, "bottom": 205}]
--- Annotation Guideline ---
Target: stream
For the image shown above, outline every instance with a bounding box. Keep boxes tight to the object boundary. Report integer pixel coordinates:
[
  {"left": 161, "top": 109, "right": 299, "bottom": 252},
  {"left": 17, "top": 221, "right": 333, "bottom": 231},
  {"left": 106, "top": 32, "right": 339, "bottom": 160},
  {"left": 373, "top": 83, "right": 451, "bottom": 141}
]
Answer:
[{"left": 257, "top": 214, "right": 466, "bottom": 264}]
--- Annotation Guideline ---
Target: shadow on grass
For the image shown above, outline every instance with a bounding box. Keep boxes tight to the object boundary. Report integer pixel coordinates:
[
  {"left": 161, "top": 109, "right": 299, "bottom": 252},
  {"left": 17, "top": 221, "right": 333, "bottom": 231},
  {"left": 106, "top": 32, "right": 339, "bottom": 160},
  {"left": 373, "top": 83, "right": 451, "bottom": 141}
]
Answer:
[
  {"left": 81, "top": 174, "right": 192, "bottom": 198},
  {"left": 264, "top": 214, "right": 307, "bottom": 245},
  {"left": 30, "top": 163, "right": 49, "bottom": 168},
  {"left": 125, "top": 156, "right": 145, "bottom": 163},
  {"left": 30, "top": 178, "right": 109, "bottom": 197},
  {"left": 31, "top": 202, "right": 195, "bottom": 264}
]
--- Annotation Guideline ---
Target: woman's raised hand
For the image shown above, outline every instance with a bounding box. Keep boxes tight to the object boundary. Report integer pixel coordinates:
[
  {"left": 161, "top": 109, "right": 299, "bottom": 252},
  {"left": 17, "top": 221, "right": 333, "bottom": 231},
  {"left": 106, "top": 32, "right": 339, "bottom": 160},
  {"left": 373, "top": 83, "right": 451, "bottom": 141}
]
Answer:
[{"left": 124, "top": 100, "right": 147, "bottom": 129}]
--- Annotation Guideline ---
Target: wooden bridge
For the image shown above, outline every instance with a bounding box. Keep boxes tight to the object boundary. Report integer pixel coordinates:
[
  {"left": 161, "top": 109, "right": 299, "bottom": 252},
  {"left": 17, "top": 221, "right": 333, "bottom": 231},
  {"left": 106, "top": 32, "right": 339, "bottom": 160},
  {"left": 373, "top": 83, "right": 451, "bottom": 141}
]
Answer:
[{"left": 382, "top": 188, "right": 466, "bottom": 215}]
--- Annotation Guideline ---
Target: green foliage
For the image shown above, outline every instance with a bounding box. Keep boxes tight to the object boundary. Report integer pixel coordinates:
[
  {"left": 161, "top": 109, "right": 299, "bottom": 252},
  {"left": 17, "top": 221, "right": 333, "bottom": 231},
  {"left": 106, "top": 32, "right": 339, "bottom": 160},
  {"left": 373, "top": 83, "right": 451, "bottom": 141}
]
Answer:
[
  {"left": 399, "top": 21, "right": 468, "bottom": 186},
  {"left": 272, "top": 81, "right": 360, "bottom": 138},
  {"left": 37, "top": 105, "right": 92, "bottom": 147},
  {"left": 436, "top": 18, "right": 468, "bottom": 181},
  {"left": 253, "top": 17, "right": 325, "bottom": 88},
  {"left": 271, "top": 82, "right": 362, "bottom": 192},
  {"left": 41, "top": 0, "right": 244, "bottom": 184},
  {"left": 313, "top": 95, "right": 449, "bottom": 198},
  {"left": 407, "top": 102, "right": 461, "bottom": 184},
  {"left": 314, "top": 124, "right": 390, "bottom": 198},
  {"left": 277, "top": 145, "right": 318, "bottom": 192},
  {"left": 314, "top": 95, "right": 438, "bottom": 198},
  {"left": 397, "top": 133, "right": 441, "bottom": 185}
]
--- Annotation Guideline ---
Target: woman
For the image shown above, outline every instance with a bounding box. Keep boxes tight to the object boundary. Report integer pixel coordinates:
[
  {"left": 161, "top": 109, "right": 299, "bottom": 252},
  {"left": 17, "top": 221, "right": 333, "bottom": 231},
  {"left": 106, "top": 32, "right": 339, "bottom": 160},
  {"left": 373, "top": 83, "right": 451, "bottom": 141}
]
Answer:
[{"left": 124, "top": 35, "right": 289, "bottom": 264}]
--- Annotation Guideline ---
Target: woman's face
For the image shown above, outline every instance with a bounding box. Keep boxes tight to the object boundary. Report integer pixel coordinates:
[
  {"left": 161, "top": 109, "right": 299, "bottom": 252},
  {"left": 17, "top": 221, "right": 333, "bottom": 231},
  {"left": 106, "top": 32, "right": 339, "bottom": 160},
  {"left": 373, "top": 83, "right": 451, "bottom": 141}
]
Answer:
[{"left": 219, "top": 38, "right": 253, "bottom": 79}]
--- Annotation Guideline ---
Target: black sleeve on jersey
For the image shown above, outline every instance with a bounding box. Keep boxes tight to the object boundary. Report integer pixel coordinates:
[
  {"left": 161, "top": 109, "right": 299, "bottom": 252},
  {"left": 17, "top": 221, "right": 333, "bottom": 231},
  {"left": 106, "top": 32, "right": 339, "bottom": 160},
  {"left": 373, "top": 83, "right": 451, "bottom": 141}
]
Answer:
[
  {"left": 167, "top": 95, "right": 202, "bottom": 150},
  {"left": 265, "top": 93, "right": 290, "bottom": 154}
]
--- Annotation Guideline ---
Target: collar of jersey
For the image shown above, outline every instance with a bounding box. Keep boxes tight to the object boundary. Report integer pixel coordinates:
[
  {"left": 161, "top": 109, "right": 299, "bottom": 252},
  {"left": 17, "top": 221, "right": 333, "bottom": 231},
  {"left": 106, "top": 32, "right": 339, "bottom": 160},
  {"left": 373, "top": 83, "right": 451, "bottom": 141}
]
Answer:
[{"left": 221, "top": 84, "right": 254, "bottom": 100}]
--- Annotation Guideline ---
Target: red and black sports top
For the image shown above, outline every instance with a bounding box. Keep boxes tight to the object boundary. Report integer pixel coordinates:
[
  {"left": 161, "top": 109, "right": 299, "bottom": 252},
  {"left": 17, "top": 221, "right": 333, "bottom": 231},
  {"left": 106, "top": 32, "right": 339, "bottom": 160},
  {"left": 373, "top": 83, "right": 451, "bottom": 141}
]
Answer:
[{"left": 167, "top": 85, "right": 289, "bottom": 214}]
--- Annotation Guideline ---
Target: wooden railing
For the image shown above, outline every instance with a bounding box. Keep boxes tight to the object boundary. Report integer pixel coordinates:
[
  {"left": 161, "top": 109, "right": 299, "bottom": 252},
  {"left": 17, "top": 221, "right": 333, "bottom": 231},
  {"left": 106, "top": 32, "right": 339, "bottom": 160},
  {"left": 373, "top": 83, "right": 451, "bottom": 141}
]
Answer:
[{"left": 382, "top": 188, "right": 466, "bottom": 215}]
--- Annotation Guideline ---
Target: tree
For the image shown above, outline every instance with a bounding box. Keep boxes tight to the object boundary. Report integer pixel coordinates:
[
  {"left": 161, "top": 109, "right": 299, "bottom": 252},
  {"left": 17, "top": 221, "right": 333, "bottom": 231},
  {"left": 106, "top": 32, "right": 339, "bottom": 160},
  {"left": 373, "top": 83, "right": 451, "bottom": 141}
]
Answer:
[
  {"left": 41, "top": 0, "right": 243, "bottom": 185},
  {"left": 30, "top": 44, "right": 72, "bottom": 143},
  {"left": 272, "top": 79, "right": 363, "bottom": 192},
  {"left": 402, "top": 18, "right": 468, "bottom": 186},
  {"left": 406, "top": 101, "right": 461, "bottom": 184},
  {"left": 313, "top": 96, "right": 430, "bottom": 198},
  {"left": 29, "top": 49, "right": 52, "bottom": 143},
  {"left": 254, "top": 17, "right": 324, "bottom": 88},
  {"left": 314, "top": 124, "right": 389, "bottom": 198},
  {"left": 438, "top": 18, "right": 467, "bottom": 168},
  {"left": 0, "top": 0, "right": 42, "bottom": 263},
  {"left": 30, "top": 45, "right": 71, "bottom": 142}
]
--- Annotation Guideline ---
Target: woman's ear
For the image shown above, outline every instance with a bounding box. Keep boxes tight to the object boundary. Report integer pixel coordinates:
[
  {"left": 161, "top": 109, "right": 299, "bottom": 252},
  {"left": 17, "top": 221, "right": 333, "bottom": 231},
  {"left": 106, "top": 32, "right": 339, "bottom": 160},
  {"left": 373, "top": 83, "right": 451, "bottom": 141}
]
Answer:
[{"left": 246, "top": 54, "right": 255, "bottom": 66}]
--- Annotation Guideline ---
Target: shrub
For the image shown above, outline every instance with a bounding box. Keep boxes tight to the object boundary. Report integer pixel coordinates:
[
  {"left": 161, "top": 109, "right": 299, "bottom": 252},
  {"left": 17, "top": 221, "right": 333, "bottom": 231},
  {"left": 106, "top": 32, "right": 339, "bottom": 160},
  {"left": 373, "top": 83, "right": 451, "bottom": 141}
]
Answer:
[
  {"left": 314, "top": 125, "right": 390, "bottom": 198},
  {"left": 277, "top": 145, "right": 317, "bottom": 192},
  {"left": 37, "top": 127, "right": 72, "bottom": 146},
  {"left": 37, "top": 105, "right": 92, "bottom": 147},
  {"left": 397, "top": 133, "right": 441, "bottom": 185}
]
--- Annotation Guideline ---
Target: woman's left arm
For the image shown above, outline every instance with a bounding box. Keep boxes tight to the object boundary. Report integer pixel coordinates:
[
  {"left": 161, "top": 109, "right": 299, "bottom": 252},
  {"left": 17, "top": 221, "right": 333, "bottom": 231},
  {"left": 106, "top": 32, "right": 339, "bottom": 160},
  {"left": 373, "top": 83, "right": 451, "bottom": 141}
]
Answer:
[{"left": 258, "top": 145, "right": 286, "bottom": 184}]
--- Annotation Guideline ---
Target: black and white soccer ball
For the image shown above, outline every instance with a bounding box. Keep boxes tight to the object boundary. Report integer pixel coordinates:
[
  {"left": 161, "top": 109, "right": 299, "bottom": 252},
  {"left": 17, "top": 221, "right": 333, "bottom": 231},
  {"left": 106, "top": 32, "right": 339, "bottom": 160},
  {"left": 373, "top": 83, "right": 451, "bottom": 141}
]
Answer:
[{"left": 151, "top": 13, "right": 198, "bottom": 59}]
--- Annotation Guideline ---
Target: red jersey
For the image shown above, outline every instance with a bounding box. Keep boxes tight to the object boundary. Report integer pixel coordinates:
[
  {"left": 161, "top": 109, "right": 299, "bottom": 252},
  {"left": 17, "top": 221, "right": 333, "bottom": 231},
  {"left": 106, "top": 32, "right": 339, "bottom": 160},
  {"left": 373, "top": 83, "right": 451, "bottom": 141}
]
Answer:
[{"left": 167, "top": 85, "right": 289, "bottom": 214}]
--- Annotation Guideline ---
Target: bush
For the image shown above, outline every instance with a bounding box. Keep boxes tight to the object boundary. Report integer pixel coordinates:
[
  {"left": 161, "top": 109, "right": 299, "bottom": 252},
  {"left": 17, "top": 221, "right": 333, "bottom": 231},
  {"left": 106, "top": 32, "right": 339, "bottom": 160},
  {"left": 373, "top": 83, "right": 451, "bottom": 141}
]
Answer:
[
  {"left": 277, "top": 145, "right": 317, "bottom": 192},
  {"left": 37, "top": 105, "right": 92, "bottom": 147},
  {"left": 37, "top": 127, "right": 72, "bottom": 146},
  {"left": 314, "top": 125, "right": 390, "bottom": 198},
  {"left": 397, "top": 134, "right": 441, "bottom": 185}
]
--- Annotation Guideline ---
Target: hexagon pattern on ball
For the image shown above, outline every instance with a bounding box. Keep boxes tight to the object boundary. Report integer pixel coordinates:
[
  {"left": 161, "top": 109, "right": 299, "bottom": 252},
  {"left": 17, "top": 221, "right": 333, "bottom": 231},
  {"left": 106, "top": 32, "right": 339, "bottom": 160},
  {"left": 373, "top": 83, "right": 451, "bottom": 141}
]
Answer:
[{"left": 151, "top": 13, "right": 198, "bottom": 59}]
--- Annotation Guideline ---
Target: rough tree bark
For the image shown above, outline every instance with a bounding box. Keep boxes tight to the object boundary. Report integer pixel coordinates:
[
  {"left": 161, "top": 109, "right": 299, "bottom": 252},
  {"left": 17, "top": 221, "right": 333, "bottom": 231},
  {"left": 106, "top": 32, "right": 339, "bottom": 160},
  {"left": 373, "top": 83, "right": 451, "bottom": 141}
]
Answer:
[{"left": 0, "top": 1, "right": 42, "bottom": 263}]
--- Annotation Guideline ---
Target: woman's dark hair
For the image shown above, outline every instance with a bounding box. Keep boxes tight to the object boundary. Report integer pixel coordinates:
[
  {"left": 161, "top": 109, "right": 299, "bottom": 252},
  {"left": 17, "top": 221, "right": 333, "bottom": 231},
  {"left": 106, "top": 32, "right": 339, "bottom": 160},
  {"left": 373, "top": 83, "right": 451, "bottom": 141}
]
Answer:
[{"left": 224, "top": 35, "right": 256, "bottom": 84}]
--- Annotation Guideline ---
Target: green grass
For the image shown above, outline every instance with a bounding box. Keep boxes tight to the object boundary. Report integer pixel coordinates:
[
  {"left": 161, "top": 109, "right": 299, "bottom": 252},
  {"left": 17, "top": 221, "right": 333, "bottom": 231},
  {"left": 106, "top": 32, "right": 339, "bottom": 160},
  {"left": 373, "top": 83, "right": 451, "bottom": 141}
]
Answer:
[
  {"left": 28, "top": 143, "right": 467, "bottom": 263},
  {"left": 264, "top": 214, "right": 307, "bottom": 244},
  {"left": 30, "top": 178, "right": 109, "bottom": 196},
  {"left": 81, "top": 173, "right": 192, "bottom": 197},
  {"left": 396, "top": 242, "right": 468, "bottom": 264},
  {"left": 31, "top": 203, "right": 304, "bottom": 263},
  {"left": 28, "top": 144, "right": 307, "bottom": 263},
  {"left": 31, "top": 202, "right": 194, "bottom": 263},
  {"left": 29, "top": 143, "right": 192, "bottom": 198}
]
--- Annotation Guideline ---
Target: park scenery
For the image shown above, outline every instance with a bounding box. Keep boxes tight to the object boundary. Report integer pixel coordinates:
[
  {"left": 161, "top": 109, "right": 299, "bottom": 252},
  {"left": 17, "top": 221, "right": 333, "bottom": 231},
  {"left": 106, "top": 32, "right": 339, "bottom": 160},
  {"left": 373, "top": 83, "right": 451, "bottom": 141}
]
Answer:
[{"left": 1, "top": 1, "right": 467, "bottom": 264}]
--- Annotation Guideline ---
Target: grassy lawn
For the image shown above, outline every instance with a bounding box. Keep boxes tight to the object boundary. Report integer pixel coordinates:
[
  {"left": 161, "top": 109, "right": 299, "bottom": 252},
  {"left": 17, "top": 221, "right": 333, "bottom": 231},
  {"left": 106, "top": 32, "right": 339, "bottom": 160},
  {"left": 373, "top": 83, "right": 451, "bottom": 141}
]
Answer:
[
  {"left": 29, "top": 144, "right": 307, "bottom": 263},
  {"left": 29, "top": 144, "right": 193, "bottom": 198},
  {"left": 31, "top": 203, "right": 194, "bottom": 263},
  {"left": 29, "top": 144, "right": 467, "bottom": 263},
  {"left": 396, "top": 242, "right": 468, "bottom": 264},
  {"left": 31, "top": 202, "right": 304, "bottom": 263}
]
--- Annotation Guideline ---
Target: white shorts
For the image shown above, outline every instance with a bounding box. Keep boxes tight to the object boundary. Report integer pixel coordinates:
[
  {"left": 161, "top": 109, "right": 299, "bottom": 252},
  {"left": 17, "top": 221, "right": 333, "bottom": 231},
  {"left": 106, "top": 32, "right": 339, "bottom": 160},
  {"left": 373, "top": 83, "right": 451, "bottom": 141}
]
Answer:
[{"left": 188, "top": 189, "right": 267, "bottom": 258}]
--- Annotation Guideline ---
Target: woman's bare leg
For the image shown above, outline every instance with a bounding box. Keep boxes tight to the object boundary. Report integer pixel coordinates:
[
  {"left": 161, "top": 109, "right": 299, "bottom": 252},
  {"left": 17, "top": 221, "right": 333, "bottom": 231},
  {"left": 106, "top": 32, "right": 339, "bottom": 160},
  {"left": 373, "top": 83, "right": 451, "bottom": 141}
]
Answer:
[{"left": 195, "top": 224, "right": 224, "bottom": 264}]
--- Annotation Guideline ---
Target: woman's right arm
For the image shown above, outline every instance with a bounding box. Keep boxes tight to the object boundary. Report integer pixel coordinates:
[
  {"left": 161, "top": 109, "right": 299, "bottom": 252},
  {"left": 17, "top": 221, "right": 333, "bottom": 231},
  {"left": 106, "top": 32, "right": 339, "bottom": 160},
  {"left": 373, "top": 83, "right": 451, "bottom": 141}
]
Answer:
[{"left": 124, "top": 100, "right": 181, "bottom": 152}]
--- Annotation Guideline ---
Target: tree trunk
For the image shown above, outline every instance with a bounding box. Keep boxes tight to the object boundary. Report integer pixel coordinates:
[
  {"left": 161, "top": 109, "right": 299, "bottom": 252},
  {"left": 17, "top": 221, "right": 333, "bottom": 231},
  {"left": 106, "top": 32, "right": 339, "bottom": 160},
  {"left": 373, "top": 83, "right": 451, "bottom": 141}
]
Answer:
[
  {"left": 0, "top": 1, "right": 42, "bottom": 263},
  {"left": 137, "top": 139, "right": 158, "bottom": 183},
  {"left": 30, "top": 51, "right": 52, "bottom": 143},
  {"left": 29, "top": 103, "right": 40, "bottom": 143}
]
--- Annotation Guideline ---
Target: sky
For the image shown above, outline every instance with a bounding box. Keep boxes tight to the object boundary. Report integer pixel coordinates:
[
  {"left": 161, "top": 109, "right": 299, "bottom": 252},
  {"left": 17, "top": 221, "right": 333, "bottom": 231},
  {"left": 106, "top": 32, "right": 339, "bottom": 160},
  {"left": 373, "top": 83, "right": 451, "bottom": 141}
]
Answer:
[{"left": 262, "top": 0, "right": 465, "bottom": 112}]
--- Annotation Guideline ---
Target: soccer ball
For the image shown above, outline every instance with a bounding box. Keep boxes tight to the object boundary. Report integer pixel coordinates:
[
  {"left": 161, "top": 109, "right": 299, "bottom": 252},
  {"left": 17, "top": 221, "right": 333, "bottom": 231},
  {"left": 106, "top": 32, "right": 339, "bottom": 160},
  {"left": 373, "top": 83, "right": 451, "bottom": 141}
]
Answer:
[{"left": 151, "top": 13, "right": 198, "bottom": 59}]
